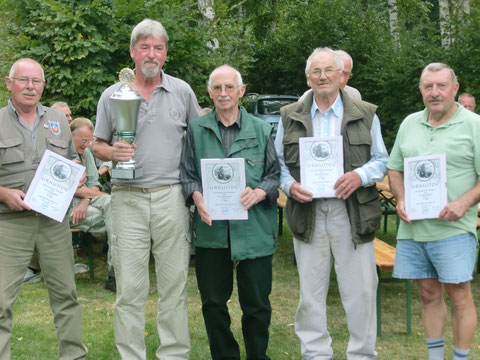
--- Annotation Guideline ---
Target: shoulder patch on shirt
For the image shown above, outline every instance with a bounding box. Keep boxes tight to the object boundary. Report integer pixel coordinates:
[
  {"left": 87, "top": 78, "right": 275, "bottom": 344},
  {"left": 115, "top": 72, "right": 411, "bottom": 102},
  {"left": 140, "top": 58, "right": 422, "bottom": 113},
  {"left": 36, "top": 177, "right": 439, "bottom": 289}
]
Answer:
[{"left": 48, "top": 121, "right": 61, "bottom": 136}]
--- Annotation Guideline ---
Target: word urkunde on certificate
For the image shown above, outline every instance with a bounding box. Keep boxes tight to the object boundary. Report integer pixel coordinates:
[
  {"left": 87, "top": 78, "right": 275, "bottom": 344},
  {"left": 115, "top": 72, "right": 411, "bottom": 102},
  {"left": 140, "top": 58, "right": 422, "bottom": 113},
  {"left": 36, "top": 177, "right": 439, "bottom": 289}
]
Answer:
[
  {"left": 24, "top": 150, "right": 85, "bottom": 222},
  {"left": 299, "top": 136, "right": 344, "bottom": 198},
  {"left": 404, "top": 154, "right": 447, "bottom": 220},
  {"left": 201, "top": 158, "right": 247, "bottom": 220}
]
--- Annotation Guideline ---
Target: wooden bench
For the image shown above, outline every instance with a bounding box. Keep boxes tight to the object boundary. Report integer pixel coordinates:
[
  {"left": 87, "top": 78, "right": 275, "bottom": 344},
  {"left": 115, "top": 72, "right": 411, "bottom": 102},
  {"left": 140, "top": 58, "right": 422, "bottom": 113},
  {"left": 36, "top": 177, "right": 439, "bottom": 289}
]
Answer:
[
  {"left": 374, "top": 238, "right": 411, "bottom": 336},
  {"left": 277, "top": 189, "right": 287, "bottom": 236},
  {"left": 71, "top": 228, "right": 95, "bottom": 280}
]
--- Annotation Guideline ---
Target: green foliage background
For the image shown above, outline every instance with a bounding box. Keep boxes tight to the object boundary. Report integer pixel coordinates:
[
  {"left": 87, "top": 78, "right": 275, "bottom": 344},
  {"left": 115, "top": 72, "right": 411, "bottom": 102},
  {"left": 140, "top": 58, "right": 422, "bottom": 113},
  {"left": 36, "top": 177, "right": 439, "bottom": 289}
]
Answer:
[{"left": 0, "top": 0, "right": 479, "bottom": 149}]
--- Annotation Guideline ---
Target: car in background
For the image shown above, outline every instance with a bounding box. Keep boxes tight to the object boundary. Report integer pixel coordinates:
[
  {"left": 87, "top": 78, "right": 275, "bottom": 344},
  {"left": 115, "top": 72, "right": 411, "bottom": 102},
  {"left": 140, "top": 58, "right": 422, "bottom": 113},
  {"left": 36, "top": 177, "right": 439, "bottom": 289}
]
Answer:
[{"left": 243, "top": 94, "right": 299, "bottom": 139}]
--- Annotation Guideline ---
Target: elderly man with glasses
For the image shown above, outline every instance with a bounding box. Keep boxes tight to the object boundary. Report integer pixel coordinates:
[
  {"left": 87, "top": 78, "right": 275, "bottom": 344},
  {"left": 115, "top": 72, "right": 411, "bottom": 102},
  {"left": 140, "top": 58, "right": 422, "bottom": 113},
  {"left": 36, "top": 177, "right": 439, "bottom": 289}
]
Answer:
[
  {"left": 69, "top": 117, "right": 115, "bottom": 291},
  {"left": 0, "top": 58, "right": 87, "bottom": 359},
  {"left": 276, "top": 47, "right": 388, "bottom": 359},
  {"left": 180, "top": 64, "right": 280, "bottom": 359}
]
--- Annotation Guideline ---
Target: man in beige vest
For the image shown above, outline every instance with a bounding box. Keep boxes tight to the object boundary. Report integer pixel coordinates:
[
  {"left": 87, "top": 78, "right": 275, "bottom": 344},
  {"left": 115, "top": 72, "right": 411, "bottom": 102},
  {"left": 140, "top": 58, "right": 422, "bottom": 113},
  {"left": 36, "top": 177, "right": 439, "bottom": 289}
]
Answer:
[
  {"left": 0, "top": 58, "right": 87, "bottom": 359},
  {"left": 275, "top": 48, "right": 388, "bottom": 359}
]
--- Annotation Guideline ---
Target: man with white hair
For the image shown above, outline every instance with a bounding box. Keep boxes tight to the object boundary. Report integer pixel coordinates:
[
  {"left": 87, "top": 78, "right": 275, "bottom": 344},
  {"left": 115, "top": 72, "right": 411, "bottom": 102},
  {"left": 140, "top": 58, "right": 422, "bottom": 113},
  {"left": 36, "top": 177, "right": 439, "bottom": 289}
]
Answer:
[
  {"left": 299, "top": 49, "right": 361, "bottom": 101},
  {"left": 180, "top": 65, "right": 279, "bottom": 359},
  {"left": 0, "top": 58, "right": 87, "bottom": 359},
  {"left": 51, "top": 101, "right": 73, "bottom": 123},
  {"left": 93, "top": 19, "right": 199, "bottom": 359},
  {"left": 276, "top": 47, "right": 388, "bottom": 359}
]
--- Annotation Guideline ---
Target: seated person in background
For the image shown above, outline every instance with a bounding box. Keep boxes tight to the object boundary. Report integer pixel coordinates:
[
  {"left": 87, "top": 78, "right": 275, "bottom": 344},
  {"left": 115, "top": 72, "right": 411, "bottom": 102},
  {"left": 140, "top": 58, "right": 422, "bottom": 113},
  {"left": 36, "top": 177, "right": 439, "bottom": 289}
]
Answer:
[{"left": 70, "top": 117, "right": 116, "bottom": 292}]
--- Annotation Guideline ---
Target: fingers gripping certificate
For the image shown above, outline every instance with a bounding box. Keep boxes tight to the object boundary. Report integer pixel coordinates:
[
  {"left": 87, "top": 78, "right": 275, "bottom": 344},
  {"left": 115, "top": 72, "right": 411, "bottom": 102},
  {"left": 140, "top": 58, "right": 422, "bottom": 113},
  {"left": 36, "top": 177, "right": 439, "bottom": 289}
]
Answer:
[
  {"left": 24, "top": 150, "right": 85, "bottom": 222},
  {"left": 201, "top": 158, "right": 248, "bottom": 220},
  {"left": 299, "top": 136, "right": 344, "bottom": 198},
  {"left": 404, "top": 154, "right": 447, "bottom": 220}
]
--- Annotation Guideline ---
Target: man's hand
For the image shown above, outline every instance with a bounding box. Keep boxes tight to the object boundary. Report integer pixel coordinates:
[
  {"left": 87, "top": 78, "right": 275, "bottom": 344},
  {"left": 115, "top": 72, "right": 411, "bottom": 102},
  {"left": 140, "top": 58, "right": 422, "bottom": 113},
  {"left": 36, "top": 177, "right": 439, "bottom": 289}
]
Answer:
[
  {"left": 192, "top": 191, "right": 212, "bottom": 226},
  {"left": 1, "top": 188, "right": 30, "bottom": 212},
  {"left": 395, "top": 200, "right": 412, "bottom": 224},
  {"left": 71, "top": 199, "right": 89, "bottom": 224},
  {"left": 290, "top": 182, "right": 313, "bottom": 203},
  {"left": 438, "top": 198, "right": 470, "bottom": 222},
  {"left": 334, "top": 171, "right": 362, "bottom": 200},
  {"left": 240, "top": 187, "right": 266, "bottom": 210},
  {"left": 112, "top": 141, "right": 136, "bottom": 162}
]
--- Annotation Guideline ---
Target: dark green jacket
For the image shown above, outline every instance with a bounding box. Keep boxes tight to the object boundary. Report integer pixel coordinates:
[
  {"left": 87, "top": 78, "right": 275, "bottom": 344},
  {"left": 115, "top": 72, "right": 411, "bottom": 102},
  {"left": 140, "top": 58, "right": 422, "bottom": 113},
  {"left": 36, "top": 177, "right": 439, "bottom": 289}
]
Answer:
[
  {"left": 280, "top": 90, "right": 382, "bottom": 244},
  {"left": 189, "top": 107, "right": 278, "bottom": 260}
]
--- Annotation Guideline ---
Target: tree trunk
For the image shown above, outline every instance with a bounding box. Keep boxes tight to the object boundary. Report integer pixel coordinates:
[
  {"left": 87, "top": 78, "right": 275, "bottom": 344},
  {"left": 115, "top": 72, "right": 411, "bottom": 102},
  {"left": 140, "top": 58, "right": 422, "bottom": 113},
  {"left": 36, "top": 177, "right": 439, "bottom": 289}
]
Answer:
[
  {"left": 439, "top": 0, "right": 451, "bottom": 48},
  {"left": 388, "top": 0, "right": 399, "bottom": 47}
]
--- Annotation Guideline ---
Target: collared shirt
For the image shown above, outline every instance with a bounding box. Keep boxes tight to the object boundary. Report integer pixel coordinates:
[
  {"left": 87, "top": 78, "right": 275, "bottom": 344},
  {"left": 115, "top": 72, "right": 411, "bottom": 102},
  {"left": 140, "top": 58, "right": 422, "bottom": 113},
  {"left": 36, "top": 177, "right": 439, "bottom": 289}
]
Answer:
[
  {"left": 388, "top": 105, "right": 480, "bottom": 241},
  {"left": 7, "top": 99, "right": 45, "bottom": 148},
  {"left": 180, "top": 108, "right": 280, "bottom": 204},
  {"left": 275, "top": 93, "right": 389, "bottom": 196}
]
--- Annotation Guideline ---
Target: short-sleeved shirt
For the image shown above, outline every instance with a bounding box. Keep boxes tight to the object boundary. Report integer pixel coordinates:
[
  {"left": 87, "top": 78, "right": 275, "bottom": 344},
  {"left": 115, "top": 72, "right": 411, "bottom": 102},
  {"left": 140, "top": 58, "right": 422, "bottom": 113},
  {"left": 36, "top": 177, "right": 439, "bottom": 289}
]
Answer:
[
  {"left": 387, "top": 104, "right": 480, "bottom": 241},
  {"left": 94, "top": 71, "right": 200, "bottom": 187}
]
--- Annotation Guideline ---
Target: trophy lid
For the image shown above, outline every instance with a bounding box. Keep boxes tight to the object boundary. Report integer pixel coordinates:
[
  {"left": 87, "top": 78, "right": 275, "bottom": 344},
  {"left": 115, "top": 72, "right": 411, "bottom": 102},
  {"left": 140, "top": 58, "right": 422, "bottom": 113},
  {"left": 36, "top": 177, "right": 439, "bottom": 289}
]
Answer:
[{"left": 110, "top": 68, "right": 142, "bottom": 101}]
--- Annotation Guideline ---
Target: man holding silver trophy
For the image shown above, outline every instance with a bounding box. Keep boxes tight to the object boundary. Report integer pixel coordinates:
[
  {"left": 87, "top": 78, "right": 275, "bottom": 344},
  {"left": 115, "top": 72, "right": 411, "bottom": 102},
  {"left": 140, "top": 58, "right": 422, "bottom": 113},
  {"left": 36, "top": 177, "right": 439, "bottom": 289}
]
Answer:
[{"left": 93, "top": 19, "right": 199, "bottom": 360}]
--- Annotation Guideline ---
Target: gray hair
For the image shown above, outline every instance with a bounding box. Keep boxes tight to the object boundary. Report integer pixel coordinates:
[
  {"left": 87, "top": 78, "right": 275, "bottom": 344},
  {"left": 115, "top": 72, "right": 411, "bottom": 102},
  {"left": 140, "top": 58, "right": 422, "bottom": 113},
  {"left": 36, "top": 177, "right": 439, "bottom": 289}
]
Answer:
[
  {"left": 305, "top": 47, "right": 344, "bottom": 75},
  {"left": 458, "top": 93, "right": 475, "bottom": 103},
  {"left": 131, "top": 19, "right": 169, "bottom": 48},
  {"left": 335, "top": 50, "right": 353, "bottom": 69},
  {"left": 70, "top": 117, "right": 94, "bottom": 133},
  {"left": 9, "top": 58, "right": 45, "bottom": 80},
  {"left": 51, "top": 101, "right": 69, "bottom": 110},
  {"left": 420, "top": 62, "right": 458, "bottom": 87},
  {"left": 208, "top": 65, "right": 243, "bottom": 90}
]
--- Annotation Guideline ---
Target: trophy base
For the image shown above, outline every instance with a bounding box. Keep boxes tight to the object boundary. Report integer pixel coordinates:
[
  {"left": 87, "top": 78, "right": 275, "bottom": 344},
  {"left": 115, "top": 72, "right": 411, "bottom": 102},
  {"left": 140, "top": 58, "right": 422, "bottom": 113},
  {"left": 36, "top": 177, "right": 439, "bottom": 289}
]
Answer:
[{"left": 112, "top": 167, "right": 143, "bottom": 180}]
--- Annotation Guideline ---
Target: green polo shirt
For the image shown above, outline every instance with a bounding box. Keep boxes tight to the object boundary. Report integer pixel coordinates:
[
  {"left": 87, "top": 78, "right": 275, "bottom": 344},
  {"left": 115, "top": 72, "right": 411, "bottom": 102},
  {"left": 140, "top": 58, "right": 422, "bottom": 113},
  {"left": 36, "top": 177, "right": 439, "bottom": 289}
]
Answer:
[{"left": 388, "top": 104, "right": 480, "bottom": 241}]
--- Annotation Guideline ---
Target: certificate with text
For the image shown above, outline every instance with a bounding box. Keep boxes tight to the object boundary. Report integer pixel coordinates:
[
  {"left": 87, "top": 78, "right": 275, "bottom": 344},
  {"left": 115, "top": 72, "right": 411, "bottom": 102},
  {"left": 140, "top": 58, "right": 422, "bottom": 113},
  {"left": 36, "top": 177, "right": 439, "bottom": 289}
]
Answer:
[
  {"left": 24, "top": 150, "right": 85, "bottom": 222},
  {"left": 201, "top": 158, "right": 248, "bottom": 220},
  {"left": 299, "top": 136, "right": 344, "bottom": 198},
  {"left": 404, "top": 154, "right": 447, "bottom": 220}
]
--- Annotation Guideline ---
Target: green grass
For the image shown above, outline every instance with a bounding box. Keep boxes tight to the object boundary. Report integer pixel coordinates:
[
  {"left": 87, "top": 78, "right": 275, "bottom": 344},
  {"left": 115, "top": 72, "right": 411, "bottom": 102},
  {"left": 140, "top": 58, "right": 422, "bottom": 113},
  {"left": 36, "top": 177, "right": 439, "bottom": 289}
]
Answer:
[{"left": 9, "top": 216, "right": 480, "bottom": 359}]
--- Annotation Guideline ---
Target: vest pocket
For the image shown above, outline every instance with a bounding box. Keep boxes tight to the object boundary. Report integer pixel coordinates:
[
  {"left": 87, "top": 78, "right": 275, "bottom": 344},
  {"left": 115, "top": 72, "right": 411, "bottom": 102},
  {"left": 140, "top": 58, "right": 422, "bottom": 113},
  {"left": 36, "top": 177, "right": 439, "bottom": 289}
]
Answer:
[
  {"left": 46, "top": 137, "right": 69, "bottom": 158},
  {"left": 0, "top": 138, "right": 24, "bottom": 165},
  {"left": 353, "top": 186, "right": 381, "bottom": 236}
]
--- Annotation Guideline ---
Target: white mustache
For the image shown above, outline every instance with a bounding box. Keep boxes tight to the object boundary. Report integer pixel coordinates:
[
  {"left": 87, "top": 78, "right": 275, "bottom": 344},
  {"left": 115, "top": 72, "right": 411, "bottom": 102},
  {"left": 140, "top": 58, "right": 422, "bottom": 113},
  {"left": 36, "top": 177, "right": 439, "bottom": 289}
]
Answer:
[{"left": 218, "top": 96, "right": 231, "bottom": 101}]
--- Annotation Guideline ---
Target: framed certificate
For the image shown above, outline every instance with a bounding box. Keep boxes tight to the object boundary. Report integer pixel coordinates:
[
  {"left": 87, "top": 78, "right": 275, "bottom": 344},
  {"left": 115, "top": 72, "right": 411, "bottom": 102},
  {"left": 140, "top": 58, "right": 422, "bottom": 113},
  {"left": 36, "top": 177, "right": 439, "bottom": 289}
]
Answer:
[
  {"left": 24, "top": 150, "right": 85, "bottom": 222},
  {"left": 404, "top": 154, "right": 447, "bottom": 220},
  {"left": 299, "top": 136, "right": 344, "bottom": 198},
  {"left": 200, "top": 158, "right": 248, "bottom": 220}
]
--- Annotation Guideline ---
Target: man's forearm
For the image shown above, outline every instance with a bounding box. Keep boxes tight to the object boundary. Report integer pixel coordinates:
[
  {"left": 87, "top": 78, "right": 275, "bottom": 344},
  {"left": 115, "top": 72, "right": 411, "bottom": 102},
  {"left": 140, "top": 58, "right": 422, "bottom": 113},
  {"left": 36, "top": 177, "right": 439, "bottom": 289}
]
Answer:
[
  {"left": 75, "top": 186, "right": 104, "bottom": 199},
  {"left": 92, "top": 140, "right": 114, "bottom": 162}
]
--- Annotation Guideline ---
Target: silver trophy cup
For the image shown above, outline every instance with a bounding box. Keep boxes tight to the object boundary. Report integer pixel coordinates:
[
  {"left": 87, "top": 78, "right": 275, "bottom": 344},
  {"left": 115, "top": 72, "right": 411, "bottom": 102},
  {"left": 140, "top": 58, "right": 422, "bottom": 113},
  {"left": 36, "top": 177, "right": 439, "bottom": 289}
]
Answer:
[{"left": 110, "top": 69, "right": 143, "bottom": 180}]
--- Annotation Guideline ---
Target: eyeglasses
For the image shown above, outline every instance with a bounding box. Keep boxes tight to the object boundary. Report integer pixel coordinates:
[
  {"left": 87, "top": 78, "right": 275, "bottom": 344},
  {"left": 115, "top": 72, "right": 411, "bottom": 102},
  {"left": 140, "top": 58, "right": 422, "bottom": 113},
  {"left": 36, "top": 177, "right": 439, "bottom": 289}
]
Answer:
[
  {"left": 343, "top": 71, "right": 352, "bottom": 79},
  {"left": 309, "top": 68, "right": 340, "bottom": 78},
  {"left": 73, "top": 133, "right": 93, "bottom": 146},
  {"left": 11, "top": 77, "right": 45, "bottom": 87},
  {"left": 211, "top": 84, "right": 238, "bottom": 94}
]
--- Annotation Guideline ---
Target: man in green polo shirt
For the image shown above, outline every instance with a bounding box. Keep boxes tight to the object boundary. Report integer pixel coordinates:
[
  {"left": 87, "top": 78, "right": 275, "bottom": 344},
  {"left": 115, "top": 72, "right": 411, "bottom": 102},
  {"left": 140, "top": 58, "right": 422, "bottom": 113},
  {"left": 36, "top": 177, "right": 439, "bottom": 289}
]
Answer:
[{"left": 388, "top": 63, "right": 480, "bottom": 360}]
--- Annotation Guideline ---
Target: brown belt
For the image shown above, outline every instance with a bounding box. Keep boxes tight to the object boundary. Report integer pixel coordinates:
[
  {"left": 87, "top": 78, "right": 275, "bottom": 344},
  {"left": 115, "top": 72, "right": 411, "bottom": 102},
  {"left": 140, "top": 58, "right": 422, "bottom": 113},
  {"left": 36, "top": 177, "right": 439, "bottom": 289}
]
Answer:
[{"left": 112, "top": 185, "right": 172, "bottom": 193}]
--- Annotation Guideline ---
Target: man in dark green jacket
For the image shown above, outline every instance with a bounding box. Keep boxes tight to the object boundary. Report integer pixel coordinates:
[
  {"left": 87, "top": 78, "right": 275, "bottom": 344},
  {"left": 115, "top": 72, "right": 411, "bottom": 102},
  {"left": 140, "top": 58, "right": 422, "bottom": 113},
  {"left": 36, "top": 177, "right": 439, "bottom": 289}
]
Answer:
[{"left": 180, "top": 65, "right": 280, "bottom": 360}]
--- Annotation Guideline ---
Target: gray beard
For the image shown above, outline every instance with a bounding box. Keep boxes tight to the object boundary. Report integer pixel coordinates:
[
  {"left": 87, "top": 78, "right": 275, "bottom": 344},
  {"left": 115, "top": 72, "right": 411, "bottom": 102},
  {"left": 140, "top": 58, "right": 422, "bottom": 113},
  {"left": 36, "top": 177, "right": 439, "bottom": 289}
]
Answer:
[{"left": 142, "top": 65, "right": 159, "bottom": 78}]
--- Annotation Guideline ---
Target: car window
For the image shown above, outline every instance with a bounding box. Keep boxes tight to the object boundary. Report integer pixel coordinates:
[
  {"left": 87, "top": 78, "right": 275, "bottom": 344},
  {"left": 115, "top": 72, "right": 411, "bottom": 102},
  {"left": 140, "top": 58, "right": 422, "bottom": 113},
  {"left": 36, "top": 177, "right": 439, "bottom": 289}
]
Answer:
[{"left": 257, "top": 99, "right": 297, "bottom": 115}]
